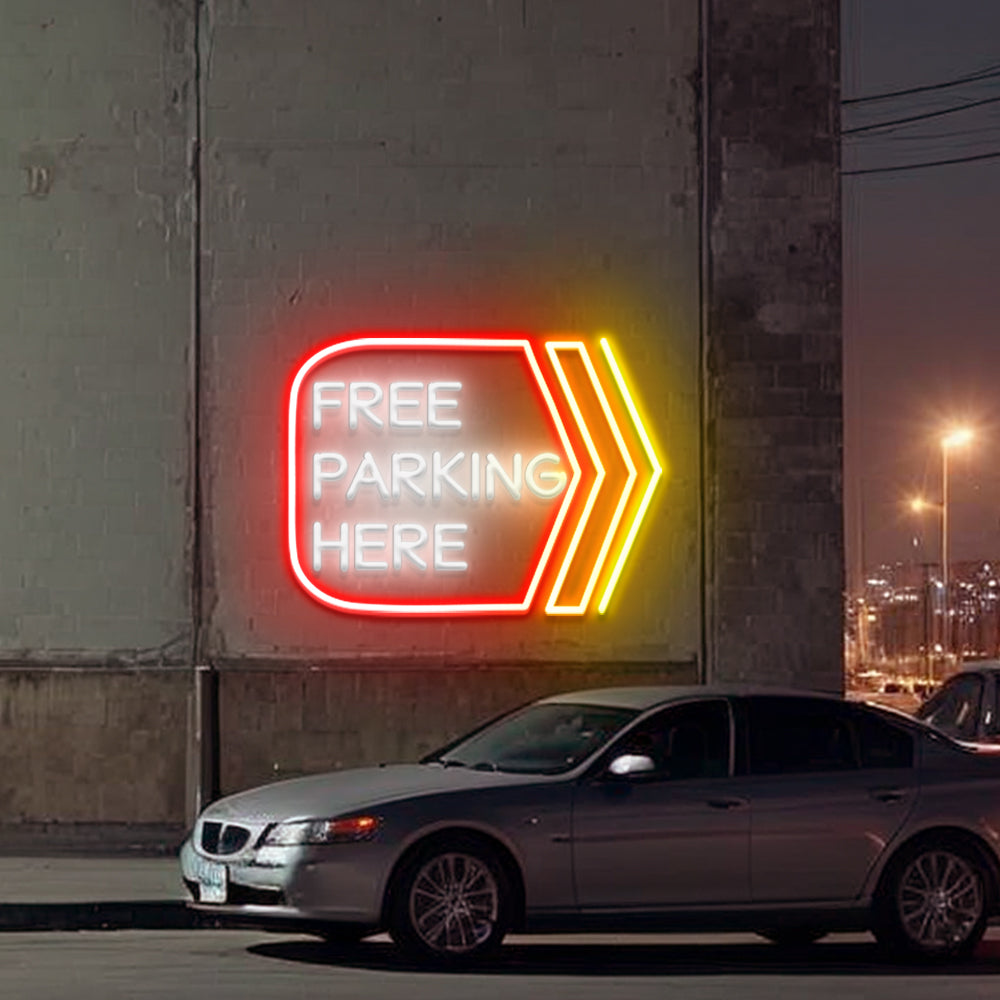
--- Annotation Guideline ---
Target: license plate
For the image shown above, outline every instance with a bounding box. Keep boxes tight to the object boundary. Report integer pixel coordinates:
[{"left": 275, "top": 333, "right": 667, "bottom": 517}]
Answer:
[{"left": 194, "top": 856, "right": 227, "bottom": 904}]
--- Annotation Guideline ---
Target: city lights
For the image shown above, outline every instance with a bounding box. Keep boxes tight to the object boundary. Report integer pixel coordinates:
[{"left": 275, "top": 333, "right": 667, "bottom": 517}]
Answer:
[{"left": 886, "top": 426, "right": 979, "bottom": 682}]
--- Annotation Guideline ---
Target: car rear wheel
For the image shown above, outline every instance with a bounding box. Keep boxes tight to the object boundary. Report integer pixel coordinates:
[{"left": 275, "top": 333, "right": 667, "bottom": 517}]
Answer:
[
  {"left": 873, "top": 839, "right": 990, "bottom": 961},
  {"left": 388, "top": 838, "right": 512, "bottom": 965},
  {"left": 756, "top": 927, "right": 828, "bottom": 948}
]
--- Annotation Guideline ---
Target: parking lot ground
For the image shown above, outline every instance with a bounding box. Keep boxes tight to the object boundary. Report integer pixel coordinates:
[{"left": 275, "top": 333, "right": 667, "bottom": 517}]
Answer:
[
  {"left": 0, "top": 854, "right": 998, "bottom": 1000},
  {"left": 1, "top": 928, "right": 1000, "bottom": 1000}
]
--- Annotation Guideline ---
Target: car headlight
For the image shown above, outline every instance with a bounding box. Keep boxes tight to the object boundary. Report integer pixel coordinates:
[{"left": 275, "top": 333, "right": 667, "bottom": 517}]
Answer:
[{"left": 261, "top": 815, "right": 381, "bottom": 846}]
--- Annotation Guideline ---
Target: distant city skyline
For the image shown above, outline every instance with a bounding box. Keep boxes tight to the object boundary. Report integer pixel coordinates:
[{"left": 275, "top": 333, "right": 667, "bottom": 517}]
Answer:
[{"left": 842, "top": 0, "right": 1000, "bottom": 590}]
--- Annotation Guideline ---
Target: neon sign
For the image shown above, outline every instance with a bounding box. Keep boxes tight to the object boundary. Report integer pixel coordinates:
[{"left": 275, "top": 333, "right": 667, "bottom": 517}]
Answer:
[{"left": 287, "top": 334, "right": 662, "bottom": 616}]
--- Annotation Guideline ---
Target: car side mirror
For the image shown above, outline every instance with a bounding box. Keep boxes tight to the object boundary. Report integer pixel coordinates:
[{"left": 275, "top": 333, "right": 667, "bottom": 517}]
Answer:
[{"left": 607, "top": 753, "right": 655, "bottom": 777}]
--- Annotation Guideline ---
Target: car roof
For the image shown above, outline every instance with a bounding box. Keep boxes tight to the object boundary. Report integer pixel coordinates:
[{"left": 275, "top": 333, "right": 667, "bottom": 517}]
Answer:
[
  {"left": 955, "top": 659, "right": 1000, "bottom": 673},
  {"left": 538, "top": 684, "right": 845, "bottom": 712}
]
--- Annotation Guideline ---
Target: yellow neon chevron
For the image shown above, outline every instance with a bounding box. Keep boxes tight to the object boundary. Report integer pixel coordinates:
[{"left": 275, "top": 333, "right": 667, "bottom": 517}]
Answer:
[
  {"left": 596, "top": 337, "right": 664, "bottom": 614},
  {"left": 544, "top": 342, "right": 605, "bottom": 615}
]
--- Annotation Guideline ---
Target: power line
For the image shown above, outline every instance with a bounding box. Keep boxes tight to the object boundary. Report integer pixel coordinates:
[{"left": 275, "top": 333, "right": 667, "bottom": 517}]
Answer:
[
  {"left": 843, "top": 66, "right": 1000, "bottom": 105},
  {"left": 877, "top": 124, "right": 1000, "bottom": 143},
  {"left": 842, "top": 149, "right": 1000, "bottom": 176},
  {"left": 843, "top": 95, "right": 1000, "bottom": 136}
]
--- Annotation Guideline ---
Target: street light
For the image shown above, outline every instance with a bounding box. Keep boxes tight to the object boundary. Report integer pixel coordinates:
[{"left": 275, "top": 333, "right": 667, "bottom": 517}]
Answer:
[
  {"left": 907, "top": 495, "right": 944, "bottom": 681},
  {"left": 907, "top": 496, "right": 938, "bottom": 680},
  {"left": 941, "top": 427, "right": 974, "bottom": 669}
]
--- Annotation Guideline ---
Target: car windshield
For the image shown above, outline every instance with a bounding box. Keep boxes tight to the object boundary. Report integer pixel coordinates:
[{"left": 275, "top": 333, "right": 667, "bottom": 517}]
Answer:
[{"left": 426, "top": 702, "right": 639, "bottom": 775}]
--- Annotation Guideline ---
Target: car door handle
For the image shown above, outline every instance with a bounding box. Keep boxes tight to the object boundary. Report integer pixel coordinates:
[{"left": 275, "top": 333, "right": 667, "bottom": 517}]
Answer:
[
  {"left": 706, "top": 797, "right": 748, "bottom": 810},
  {"left": 869, "top": 787, "right": 907, "bottom": 803}
]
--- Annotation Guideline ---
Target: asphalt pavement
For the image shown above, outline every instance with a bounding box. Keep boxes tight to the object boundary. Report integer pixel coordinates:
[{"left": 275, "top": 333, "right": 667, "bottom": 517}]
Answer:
[{"left": 2, "top": 854, "right": 1000, "bottom": 1000}]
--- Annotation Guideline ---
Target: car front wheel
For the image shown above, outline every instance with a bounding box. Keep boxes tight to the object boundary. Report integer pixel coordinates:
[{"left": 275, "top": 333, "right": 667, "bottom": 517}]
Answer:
[
  {"left": 874, "top": 839, "right": 990, "bottom": 960},
  {"left": 389, "top": 838, "right": 512, "bottom": 965}
]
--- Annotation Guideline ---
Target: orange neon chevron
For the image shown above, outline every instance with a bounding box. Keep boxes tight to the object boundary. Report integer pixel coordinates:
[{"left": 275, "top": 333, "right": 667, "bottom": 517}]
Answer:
[{"left": 542, "top": 342, "right": 637, "bottom": 615}]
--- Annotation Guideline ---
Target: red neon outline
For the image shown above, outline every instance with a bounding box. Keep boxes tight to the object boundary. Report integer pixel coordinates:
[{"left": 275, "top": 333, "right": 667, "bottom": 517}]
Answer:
[{"left": 287, "top": 336, "right": 582, "bottom": 615}]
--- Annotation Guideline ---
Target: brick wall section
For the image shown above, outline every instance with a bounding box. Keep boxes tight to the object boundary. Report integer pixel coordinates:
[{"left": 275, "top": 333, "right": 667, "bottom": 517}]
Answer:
[{"left": 705, "top": 0, "right": 842, "bottom": 690}]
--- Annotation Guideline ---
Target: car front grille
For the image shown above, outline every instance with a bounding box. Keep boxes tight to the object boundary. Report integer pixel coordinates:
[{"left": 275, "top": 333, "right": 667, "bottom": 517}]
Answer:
[{"left": 201, "top": 821, "right": 252, "bottom": 856}]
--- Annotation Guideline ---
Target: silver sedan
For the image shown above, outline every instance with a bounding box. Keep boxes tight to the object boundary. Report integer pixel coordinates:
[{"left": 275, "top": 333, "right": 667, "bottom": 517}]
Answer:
[{"left": 180, "top": 686, "right": 1000, "bottom": 965}]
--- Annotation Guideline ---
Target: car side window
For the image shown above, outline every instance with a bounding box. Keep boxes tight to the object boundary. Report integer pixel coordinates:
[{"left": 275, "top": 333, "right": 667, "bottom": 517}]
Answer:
[
  {"left": 747, "top": 698, "right": 857, "bottom": 775},
  {"left": 610, "top": 701, "right": 730, "bottom": 781},
  {"left": 852, "top": 710, "right": 914, "bottom": 769},
  {"left": 985, "top": 678, "right": 1000, "bottom": 738},
  {"left": 920, "top": 674, "right": 984, "bottom": 741}
]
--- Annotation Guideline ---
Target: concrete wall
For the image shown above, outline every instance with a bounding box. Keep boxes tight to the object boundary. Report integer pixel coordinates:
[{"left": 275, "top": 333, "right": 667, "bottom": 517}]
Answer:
[
  {"left": 201, "top": 0, "right": 704, "bottom": 667},
  {"left": 0, "top": 668, "right": 187, "bottom": 825},
  {"left": 0, "top": 1, "right": 194, "bottom": 660},
  {"left": 0, "top": 0, "right": 841, "bottom": 830}
]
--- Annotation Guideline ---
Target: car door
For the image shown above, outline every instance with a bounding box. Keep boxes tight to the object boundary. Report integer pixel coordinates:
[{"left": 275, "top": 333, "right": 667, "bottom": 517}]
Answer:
[
  {"left": 745, "top": 696, "right": 917, "bottom": 904},
  {"left": 571, "top": 699, "right": 751, "bottom": 909}
]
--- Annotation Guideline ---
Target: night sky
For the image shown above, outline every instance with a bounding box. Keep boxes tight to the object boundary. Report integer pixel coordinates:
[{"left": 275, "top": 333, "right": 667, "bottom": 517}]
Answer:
[{"left": 842, "top": 0, "right": 1000, "bottom": 590}]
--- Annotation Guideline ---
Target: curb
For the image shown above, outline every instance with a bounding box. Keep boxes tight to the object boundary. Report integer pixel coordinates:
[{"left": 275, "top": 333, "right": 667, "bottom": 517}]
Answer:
[{"left": 0, "top": 901, "right": 207, "bottom": 932}]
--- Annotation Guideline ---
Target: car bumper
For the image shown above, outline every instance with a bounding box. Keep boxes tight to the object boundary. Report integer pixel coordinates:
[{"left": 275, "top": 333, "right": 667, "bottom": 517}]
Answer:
[{"left": 178, "top": 835, "right": 386, "bottom": 927}]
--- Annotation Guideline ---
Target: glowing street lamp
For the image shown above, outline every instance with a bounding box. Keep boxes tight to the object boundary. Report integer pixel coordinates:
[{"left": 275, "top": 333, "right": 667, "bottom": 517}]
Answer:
[
  {"left": 906, "top": 426, "right": 975, "bottom": 676},
  {"left": 907, "top": 495, "right": 943, "bottom": 680},
  {"left": 909, "top": 496, "right": 939, "bottom": 516},
  {"left": 941, "top": 427, "right": 974, "bottom": 666}
]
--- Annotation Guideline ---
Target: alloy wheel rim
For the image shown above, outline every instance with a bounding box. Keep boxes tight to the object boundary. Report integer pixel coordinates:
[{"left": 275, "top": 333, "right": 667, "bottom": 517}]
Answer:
[
  {"left": 409, "top": 852, "right": 499, "bottom": 954},
  {"left": 898, "top": 849, "right": 983, "bottom": 950}
]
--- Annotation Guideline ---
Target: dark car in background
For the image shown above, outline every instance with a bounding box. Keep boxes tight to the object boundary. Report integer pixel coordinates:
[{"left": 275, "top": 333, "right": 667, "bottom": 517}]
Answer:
[{"left": 915, "top": 661, "right": 1000, "bottom": 744}]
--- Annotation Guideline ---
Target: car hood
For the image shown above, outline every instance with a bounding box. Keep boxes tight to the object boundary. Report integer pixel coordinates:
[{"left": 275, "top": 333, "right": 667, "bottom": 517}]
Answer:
[{"left": 200, "top": 763, "right": 540, "bottom": 824}]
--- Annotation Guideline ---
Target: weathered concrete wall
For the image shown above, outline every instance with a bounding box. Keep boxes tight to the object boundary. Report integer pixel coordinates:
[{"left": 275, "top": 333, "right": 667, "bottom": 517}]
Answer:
[
  {"left": 705, "top": 0, "right": 843, "bottom": 691},
  {"left": 0, "top": 668, "right": 187, "bottom": 824},
  {"left": 0, "top": 0, "right": 842, "bottom": 830},
  {"left": 201, "top": 0, "right": 704, "bottom": 668},
  {"left": 0, "top": 1, "right": 194, "bottom": 660}
]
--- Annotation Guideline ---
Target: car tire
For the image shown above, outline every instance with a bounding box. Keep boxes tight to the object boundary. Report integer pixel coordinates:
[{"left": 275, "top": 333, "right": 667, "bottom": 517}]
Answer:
[
  {"left": 316, "top": 926, "right": 368, "bottom": 948},
  {"left": 756, "top": 927, "right": 828, "bottom": 948},
  {"left": 388, "top": 836, "right": 512, "bottom": 966},
  {"left": 872, "top": 837, "right": 991, "bottom": 961}
]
